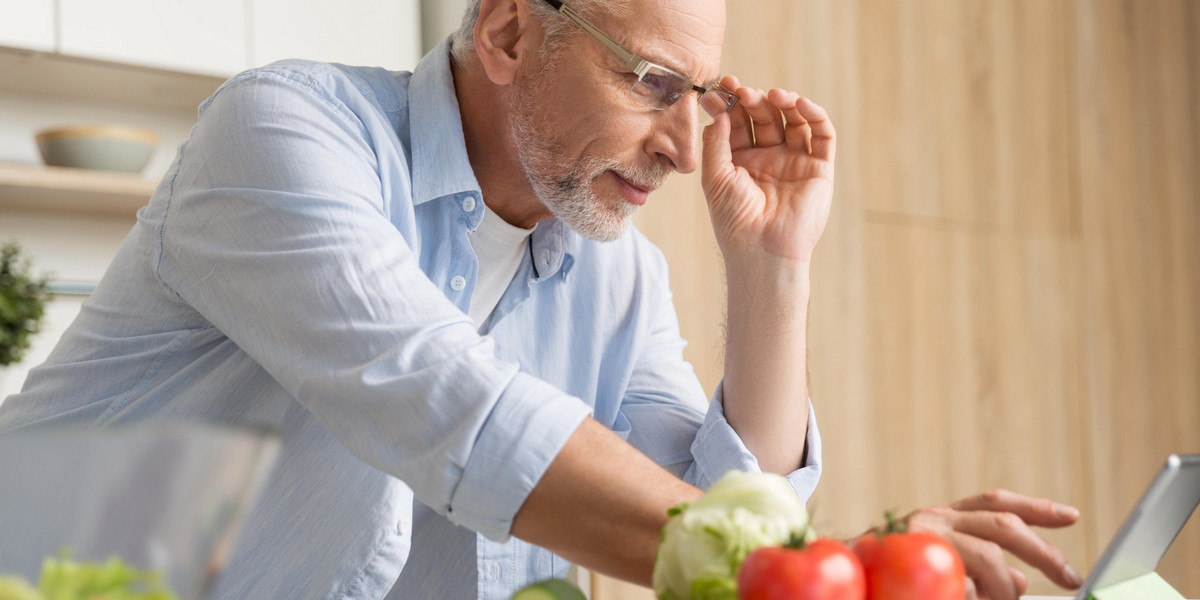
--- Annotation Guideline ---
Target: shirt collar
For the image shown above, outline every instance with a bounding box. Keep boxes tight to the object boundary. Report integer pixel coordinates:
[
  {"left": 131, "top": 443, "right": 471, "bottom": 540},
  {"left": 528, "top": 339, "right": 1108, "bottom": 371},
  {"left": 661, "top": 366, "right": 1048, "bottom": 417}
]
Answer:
[
  {"left": 409, "top": 36, "right": 577, "bottom": 280},
  {"left": 530, "top": 219, "right": 573, "bottom": 280},
  {"left": 408, "top": 37, "right": 482, "bottom": 206}
]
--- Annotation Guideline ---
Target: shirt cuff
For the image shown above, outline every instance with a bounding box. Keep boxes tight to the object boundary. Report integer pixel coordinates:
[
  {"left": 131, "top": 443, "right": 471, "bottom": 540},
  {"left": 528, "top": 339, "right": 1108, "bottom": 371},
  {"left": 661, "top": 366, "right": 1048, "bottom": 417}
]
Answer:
[
  {"left": 445, "top": 372, "right": 593, "bottom": 541},
  {"left": 689, "top": 382, "right": 823, "bottom": 505}
]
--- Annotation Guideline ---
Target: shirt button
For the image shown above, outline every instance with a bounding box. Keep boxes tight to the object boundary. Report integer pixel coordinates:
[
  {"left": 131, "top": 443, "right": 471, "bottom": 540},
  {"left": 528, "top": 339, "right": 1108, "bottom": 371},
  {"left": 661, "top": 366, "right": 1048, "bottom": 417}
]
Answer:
[
  {"left": 395, "top": 518, "right": 410, "bottom": 536},
  {"left": 462, "top": 196, "right": 476, "bottom": 212},
  {"left": 450, "top": 275, "right": 467, "bottom": 291}
]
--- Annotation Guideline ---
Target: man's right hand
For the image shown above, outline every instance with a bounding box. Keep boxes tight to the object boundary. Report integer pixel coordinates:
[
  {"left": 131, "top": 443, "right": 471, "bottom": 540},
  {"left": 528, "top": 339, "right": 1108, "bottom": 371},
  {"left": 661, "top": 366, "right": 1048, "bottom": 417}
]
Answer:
[{"left": 510, "top": 418, "right": 702, "bottom": 586}]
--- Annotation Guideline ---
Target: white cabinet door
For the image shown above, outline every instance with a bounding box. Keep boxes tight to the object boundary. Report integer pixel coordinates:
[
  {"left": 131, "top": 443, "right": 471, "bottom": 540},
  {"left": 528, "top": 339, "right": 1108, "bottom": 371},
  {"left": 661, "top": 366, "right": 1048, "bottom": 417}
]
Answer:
[
  {"left": 0, "top": 0, "right": 55, "bottom": 51},
  {"left": 251, "top": 0, "right": 421, "bottom": 71},
  {"left": 58, "top": 0, "right": 246, "bottom": 77}
]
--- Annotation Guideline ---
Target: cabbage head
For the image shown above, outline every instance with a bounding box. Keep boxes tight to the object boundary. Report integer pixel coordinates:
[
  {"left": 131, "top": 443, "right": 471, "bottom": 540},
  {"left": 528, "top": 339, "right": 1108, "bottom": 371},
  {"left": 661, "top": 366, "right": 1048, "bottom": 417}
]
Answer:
[{"left": 652, "top": 471, "right": 813, "bottom": 600}]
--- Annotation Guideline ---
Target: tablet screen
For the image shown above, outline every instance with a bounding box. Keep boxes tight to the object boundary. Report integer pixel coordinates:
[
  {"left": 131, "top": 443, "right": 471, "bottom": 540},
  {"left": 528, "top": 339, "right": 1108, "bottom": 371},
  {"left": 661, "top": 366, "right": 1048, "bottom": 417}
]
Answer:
[{"left": 1076, "top": 454, "right": 1200, "bottom": 599}]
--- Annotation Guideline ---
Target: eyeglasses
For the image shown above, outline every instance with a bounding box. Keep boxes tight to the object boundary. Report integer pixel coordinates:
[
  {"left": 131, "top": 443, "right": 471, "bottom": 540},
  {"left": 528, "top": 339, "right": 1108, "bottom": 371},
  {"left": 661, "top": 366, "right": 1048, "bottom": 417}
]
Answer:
[{"left": 542, "top": 0, "right": 738, "bottom": 126}]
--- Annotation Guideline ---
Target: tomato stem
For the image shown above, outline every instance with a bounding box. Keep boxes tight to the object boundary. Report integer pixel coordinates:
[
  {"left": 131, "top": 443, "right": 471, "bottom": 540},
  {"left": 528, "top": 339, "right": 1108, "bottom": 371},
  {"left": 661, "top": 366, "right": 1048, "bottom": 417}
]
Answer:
[
  {"left": 881, "top": 510, "right": 908, "bottom": 535},
  {"left": 783, "top": 522, "right": 814, "bottom": 550}
]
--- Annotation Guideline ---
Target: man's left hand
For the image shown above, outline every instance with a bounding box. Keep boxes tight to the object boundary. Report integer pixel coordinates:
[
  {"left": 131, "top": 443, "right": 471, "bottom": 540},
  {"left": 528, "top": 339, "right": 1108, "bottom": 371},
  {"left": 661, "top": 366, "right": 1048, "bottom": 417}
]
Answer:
[
  {"left": 899, "top": 488, "right": 1085, "bottom": 600},
  {"left": 701, "top": 75, "right": 835, "bottom": 265}
]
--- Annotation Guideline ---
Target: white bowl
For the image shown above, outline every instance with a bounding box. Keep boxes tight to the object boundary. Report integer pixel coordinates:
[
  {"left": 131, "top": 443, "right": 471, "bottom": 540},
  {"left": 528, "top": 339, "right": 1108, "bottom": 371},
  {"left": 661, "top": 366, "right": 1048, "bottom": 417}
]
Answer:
[{"left": 35, "top": 125, "right": 159, "bottom": 173}]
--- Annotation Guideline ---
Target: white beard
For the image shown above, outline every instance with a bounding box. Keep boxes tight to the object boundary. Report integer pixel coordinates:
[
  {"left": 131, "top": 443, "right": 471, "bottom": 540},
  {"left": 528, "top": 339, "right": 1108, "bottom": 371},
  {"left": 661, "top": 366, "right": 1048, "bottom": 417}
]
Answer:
[{"left": 507, "top": 68, "right": 667, "bottom": 242}]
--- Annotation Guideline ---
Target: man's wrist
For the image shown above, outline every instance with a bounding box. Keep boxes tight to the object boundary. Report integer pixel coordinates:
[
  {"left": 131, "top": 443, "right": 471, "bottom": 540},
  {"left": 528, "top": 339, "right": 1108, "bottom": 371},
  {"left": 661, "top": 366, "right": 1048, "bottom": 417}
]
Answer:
[
  {"left": 724, "top": 250, "right": 811, "bottom": 290},
  {"left": 725, "top": 255, "right": 812, "bottom": 305}
]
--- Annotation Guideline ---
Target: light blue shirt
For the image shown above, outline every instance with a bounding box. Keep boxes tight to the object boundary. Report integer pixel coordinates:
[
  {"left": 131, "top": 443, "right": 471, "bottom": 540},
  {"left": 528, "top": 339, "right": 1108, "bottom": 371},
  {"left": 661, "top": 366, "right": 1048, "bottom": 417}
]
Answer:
[{"left": 0, "top": 40, "right": 821, "bottom": 600}]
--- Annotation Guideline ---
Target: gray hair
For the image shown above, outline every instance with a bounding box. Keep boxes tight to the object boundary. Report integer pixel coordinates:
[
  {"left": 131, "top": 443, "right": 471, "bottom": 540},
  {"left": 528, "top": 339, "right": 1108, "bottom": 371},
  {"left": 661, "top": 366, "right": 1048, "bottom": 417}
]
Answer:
[{"left": 450, "top": 0, "right": 629, "bottom": 66}]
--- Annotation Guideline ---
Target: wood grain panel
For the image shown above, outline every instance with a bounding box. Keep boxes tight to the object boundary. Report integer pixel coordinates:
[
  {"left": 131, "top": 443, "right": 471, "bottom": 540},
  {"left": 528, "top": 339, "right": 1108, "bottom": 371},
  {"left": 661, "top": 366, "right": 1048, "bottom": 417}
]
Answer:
[
  {"left": 632, "top": 172, "right": 725, "bottom": 396},
  {"left": 859, "top": 0, "right": 1075, "bottom": 235},
  {"left": 855, "top": 221, "right": 1089, "bottom": 594},
  {"left": 595, "top": 0, "right": 1198, "bottom": 598},
  {"left": 1073, "top": 0, "right": 1200, "bottom": 594}
]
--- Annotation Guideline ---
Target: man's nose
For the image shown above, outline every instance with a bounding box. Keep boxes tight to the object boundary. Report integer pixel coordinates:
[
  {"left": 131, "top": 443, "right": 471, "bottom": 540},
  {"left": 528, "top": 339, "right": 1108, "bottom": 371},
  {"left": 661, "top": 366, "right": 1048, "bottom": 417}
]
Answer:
[{"left": 646, "top": 100, "right": 701, "bottom": 174}]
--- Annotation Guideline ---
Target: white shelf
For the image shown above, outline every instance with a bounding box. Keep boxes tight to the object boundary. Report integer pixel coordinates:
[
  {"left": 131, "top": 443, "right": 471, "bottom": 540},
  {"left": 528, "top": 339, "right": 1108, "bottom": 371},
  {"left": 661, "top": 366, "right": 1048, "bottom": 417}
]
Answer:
[
  {"left": 0, "top": 162, "right": 157, "bottom": 217},
  {"left": 0, "top": 45, "right": 225, "bottom": 114}
]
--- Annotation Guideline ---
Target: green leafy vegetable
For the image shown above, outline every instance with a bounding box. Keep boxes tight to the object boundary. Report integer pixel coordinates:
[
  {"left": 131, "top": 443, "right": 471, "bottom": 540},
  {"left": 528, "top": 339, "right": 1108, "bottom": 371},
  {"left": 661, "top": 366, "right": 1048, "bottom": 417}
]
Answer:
[
  {"left": 510, "top": 578, "right": 587, "bottom": 600},
  {"left": 0, "top": 553, "right": 178, "bottom": 600},
  {"left": 652, "top": 471, "right": 813, "bottom": 600},
  {"left": 0, "top": 576, "right": 40, "bottom": 600},
  {"left": 0, "top": 241, "right": 50, "bottom": 367}
]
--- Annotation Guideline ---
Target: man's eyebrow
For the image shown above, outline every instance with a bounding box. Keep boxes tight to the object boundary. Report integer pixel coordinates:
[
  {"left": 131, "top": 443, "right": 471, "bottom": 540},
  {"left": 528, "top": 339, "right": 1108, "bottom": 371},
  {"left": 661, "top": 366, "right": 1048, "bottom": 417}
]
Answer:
[{"left": 637, "top": 49, "right": 719, "bottom": 89}]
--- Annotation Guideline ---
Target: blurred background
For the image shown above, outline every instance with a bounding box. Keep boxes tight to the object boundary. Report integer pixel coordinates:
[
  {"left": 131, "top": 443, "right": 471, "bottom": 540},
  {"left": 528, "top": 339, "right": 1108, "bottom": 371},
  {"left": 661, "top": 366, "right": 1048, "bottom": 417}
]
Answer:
[
  {"left": 621, "top": 1, "right": 1200, "bottom": 598},
  {"left": 0, "top": 0, "right": 1196, "bottom": 598}
]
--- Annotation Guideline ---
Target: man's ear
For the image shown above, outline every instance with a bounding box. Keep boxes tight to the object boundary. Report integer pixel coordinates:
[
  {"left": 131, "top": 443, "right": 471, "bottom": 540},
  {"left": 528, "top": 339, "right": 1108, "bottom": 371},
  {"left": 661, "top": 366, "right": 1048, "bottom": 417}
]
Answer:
[{"left": 473, "top": 0, "right": 542, "bottom": 86}]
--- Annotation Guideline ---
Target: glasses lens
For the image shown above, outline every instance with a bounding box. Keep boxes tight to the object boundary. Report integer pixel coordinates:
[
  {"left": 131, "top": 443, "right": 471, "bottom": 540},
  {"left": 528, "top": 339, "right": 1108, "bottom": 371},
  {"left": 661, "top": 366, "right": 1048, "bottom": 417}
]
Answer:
[
  {"left": 698, "top": 88, "right": 737, "bottom": 126},
  {"left": 629, "top": 66, "right": 737, "bottom": 127},
  {"left": 630, "top": 65, "right": 695, "bottom": 109}
]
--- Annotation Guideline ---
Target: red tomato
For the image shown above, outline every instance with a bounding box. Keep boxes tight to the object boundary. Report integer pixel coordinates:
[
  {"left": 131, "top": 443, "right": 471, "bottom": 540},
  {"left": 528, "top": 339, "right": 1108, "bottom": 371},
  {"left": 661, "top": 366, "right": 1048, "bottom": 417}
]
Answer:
[
  {"left": 853, "top": 531, "right": 965, "bottom": 600},
  {"left": 737, "top": 538, "right": 866, "bottom": 600}
]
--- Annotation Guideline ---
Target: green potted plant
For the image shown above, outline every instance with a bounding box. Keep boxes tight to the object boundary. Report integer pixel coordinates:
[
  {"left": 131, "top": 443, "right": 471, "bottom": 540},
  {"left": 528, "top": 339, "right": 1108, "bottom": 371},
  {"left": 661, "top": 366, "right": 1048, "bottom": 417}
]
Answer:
[{"left": 0, "top": 242, "right": 50, "bottom": 386}]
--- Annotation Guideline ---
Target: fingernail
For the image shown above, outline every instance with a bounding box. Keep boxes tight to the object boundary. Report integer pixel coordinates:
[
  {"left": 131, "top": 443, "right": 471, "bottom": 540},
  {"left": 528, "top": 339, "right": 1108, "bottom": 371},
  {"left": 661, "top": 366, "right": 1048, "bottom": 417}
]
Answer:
[
  {"left": 1056, "top": 504, "right": 1080, "bottom": 519},
  {"left": 1064, "top": 564, "right": 1083, "bottom": 587}
]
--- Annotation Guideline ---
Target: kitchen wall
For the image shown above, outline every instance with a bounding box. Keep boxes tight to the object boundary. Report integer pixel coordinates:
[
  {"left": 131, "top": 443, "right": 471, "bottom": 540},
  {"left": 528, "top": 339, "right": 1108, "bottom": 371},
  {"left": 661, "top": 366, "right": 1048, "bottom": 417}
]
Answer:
[
  {"left": 0, "top": 91, "right": 197, "bottom": 398},
  {"left": 3, "top": 0, "right": 1197, "bottom": 598},
  {"left": 0, "top": 0, "right": 424, "bottom": 400},
  {"left": 600, "top": 1, "right": 1200, "bottom": 599}
]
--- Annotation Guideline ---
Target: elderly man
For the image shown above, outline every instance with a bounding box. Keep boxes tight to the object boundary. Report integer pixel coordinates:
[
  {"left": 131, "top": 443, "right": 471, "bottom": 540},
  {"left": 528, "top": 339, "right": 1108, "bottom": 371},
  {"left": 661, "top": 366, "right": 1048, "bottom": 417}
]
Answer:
[{"left": 1, "top": 0, "right": 1084, "bottom": 598}]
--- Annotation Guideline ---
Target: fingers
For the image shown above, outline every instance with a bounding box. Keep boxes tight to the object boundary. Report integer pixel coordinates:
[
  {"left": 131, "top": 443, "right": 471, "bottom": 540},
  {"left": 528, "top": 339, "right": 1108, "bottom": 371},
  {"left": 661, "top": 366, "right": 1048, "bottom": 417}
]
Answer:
[
  {"left": 795, "top": 96, "right": 836, "bottom": 161},
  {"left": 949, "top": 510, "right": 1081, "bottom": 589},
  {"left": 945, "top": 530, "right": 1020, "bottom": 600},
  {"left": 770, "top": 88, "right": 811, "bottom": 152},
  {"left": 1009, "top": 566, "right": 1029, "bottom": 596},
  {"left": 950, "top": 489, "right": 1081, "bottom": 528},
  {"left": 967, "top": 566, "right": 1030, "bottom": 600},
  {"left": 738, "top": 87, "right": 785, "bottom": 146},
  {"left": 720, "top": 76, "right": 830, "bottom": 155},
  {"left": 722, "top": 76, "right": 754, "bottom": 151},
  {"left": 962, "top": 569, "right": 1024, "bottom": 600},
  {"left": 964, "top": 575, "right": 979, "bottom": 600},
  {"left": 702, "top": 110, "right": 734, "bottom": 177}
]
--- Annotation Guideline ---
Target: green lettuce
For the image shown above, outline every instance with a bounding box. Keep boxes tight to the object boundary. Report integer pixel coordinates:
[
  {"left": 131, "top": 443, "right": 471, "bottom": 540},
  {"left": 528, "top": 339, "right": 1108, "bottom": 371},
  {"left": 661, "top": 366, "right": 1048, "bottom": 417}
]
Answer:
[
  {"left": 652, "top": 471, "right": 812, "bottom": 600},
  {"left": 0, "top": 554, "right": 177, "bottom": 600}
]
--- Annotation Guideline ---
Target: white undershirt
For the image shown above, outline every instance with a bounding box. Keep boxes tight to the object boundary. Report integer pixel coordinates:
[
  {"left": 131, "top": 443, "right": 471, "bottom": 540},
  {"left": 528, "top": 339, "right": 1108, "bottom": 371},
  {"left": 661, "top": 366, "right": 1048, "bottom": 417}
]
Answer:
[{"left": 466, "top": 204, "right": 535, "bottom": 329}]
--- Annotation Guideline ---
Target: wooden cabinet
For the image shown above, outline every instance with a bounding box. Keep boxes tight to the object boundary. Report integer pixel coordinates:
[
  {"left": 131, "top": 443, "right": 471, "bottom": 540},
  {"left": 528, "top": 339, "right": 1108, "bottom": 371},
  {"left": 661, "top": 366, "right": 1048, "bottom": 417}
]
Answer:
[
  {"left": 57, "top": 0, "right": 247, "bottom": 77},
  {"left": 250, "top": 0, "right": 422, "bottom": 70},
  {"left": 0, "top": 0, "right": 55, "bottom": 51}
]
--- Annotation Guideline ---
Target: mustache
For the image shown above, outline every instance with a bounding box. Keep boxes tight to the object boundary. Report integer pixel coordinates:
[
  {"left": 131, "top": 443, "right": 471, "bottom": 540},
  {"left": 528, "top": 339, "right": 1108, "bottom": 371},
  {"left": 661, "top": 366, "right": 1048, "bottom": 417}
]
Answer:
[{"left": 606, "top": 161, "right": 672, "bottom": 191}]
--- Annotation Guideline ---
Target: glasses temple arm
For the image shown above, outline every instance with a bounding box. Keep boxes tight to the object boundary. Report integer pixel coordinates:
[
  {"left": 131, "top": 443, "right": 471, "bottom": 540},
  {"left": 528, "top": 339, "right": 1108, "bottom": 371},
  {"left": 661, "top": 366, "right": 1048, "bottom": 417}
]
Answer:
[{"left": 553, "top": 3, "right": 646, "bottom": 73}]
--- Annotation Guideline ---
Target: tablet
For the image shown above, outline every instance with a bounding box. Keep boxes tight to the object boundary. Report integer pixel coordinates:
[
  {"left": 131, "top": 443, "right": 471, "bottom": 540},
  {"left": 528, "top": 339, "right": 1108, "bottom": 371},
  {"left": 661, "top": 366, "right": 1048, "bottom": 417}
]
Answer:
[{"left": 1075, "top": 453, "right": 1200, "bottom": 599}]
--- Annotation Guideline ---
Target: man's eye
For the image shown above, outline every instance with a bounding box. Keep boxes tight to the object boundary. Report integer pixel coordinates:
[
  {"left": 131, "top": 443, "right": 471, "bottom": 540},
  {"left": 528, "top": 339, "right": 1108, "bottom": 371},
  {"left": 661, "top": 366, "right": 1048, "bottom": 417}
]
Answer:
[{"left": 642, "top": 73, "right": 673, "bottom": 94}]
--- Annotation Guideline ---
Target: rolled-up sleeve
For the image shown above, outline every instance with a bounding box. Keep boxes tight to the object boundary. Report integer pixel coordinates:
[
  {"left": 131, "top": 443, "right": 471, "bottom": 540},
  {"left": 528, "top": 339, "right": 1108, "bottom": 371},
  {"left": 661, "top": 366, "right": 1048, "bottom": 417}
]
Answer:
[
  {"left": 617, "top": 249, "right": 822, "bottom": 504},
  {"left": 155, "top": 67, "right": 590, "bottom": 541},
  {"left": 689, "top": 384, "right": 822, "bottom": 503}
]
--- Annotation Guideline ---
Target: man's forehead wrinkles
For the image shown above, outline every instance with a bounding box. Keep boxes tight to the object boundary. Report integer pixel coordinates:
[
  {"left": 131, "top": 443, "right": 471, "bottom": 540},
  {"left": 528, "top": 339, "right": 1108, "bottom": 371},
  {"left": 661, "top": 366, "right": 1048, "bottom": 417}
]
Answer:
[
  {"left": 647, "top": 52, "right": 720, "bottom": 89},
  {"left": 645, "top": 36, "right": 722, "bottom": 87},
  {"left": 641, "top": 49, "right": 699, "bottom": 82},
  {"left": 635, "top": 5, "right": 723, "bottom": 84},
  {"left": 601, "top": 33, "right": 704, "bottom": 86},
  {"left": 589, "top": 2, "right": 724, "bottom": 86}
]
